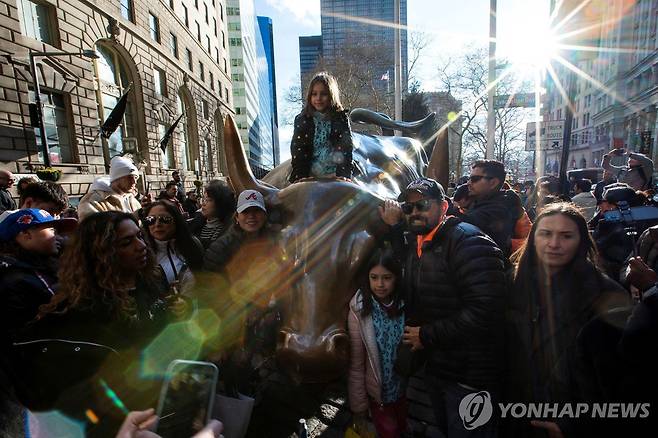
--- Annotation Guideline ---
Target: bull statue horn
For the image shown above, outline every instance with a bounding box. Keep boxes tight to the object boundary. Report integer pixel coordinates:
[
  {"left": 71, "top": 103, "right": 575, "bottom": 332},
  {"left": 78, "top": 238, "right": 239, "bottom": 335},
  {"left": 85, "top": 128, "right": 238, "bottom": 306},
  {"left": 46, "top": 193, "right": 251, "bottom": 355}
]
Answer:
[
  {"left": 224, "top": 114, "right": 279, "bottom": 199},
  {"left": 425, "top": 126, "right": 449, "bottom": 189}
]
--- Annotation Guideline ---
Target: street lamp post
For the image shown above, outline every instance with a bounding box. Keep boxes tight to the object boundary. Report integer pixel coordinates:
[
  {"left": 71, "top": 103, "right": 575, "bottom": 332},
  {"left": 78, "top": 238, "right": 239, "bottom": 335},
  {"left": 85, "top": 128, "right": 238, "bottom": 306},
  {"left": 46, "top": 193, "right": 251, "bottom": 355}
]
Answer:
[{"left": 29, "top": 49, "right": 98, "bottom": 167}]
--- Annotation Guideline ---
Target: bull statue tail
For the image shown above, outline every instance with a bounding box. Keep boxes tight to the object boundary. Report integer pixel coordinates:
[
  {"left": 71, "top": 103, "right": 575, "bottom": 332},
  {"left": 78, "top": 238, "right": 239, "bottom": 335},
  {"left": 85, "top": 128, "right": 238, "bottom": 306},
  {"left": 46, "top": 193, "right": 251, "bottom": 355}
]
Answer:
[{"left": 349, "top": 108, "right": 435, "bottom": 136}]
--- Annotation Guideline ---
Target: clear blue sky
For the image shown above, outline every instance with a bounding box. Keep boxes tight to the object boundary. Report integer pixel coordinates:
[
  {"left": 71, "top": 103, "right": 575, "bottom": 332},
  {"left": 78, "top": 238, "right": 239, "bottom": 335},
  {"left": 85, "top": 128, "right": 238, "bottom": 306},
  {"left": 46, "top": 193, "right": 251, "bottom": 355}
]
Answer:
[{"left": 253, "top": 0, "right": 549, "bottom": 161}]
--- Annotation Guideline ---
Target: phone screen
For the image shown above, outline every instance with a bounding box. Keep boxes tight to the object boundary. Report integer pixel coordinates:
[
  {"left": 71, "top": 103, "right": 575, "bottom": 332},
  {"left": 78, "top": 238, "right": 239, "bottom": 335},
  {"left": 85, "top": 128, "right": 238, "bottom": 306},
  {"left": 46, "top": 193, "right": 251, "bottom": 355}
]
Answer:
[{"left": 156, "top": 360, "right": 218, "bottom": 437}]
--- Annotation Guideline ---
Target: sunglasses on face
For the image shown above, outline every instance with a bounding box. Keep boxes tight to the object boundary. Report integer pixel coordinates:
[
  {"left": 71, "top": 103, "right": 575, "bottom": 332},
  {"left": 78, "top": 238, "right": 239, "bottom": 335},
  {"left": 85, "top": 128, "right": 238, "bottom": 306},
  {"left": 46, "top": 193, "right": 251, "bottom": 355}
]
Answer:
[
  {"left": 401, "top": 199, "right": 434, "bottom": 214},
  {"left": 144, "top": 215, "right": 174, "bottom": 226},
  {"left": 468, "top": 175, "right": 495, "bottom": 183}
]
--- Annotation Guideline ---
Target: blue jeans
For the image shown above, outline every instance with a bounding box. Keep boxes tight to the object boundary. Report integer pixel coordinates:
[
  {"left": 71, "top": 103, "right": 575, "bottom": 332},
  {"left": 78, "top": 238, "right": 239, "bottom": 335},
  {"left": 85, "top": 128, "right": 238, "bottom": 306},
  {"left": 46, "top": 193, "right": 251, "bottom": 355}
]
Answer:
[{"left": 425, "top": 375, "right": 499, "bottom": 438}]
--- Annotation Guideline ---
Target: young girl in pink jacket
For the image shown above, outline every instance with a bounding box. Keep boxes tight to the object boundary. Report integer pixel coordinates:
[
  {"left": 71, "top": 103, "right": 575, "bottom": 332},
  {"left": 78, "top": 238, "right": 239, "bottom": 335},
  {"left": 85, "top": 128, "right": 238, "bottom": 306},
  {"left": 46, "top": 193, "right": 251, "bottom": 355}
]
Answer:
[{"left": 348, "top": 248, "right": 406, "bottom": 438}]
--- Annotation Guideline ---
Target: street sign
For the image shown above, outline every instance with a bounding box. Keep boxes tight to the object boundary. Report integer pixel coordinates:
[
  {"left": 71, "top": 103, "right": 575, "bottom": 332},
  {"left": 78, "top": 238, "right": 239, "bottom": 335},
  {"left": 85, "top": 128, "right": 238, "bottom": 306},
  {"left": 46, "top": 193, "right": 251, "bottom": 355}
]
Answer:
[
  {"left": 525, "top": 120, "right": 565, "bottom": 151},
  {"left": 494, "top": 93, "right": 536, "bottom": 109}
]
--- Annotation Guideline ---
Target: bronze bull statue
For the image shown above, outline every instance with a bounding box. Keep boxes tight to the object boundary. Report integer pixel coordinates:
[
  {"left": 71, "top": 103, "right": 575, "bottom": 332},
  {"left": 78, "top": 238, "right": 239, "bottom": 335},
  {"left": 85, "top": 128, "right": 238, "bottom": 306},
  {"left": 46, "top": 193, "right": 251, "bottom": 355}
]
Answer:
[{"left": 224, "top": 109, "right": 448, "bottom": 383}]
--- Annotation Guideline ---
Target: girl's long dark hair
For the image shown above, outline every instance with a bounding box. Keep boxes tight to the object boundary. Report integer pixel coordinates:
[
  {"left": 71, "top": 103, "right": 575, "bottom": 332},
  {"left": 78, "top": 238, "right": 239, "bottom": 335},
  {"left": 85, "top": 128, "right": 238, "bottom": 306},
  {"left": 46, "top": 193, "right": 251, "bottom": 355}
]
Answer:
[
  {"left": 302, "top": 72, "right": 344, "bottom": 116},
  {"left": 360, "top": 247, "right": 404, "bottom": 317},
  {"left": 143, "top": 200, "right": 204, "bottom": 270}
]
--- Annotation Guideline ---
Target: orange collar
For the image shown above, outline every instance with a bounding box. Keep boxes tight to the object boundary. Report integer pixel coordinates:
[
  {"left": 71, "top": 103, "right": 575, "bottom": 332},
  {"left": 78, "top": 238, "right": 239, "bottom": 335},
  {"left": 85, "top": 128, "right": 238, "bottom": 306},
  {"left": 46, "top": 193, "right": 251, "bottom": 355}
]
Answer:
[{"left": 416, "top": 221, "right": 443, "bottom": 258}]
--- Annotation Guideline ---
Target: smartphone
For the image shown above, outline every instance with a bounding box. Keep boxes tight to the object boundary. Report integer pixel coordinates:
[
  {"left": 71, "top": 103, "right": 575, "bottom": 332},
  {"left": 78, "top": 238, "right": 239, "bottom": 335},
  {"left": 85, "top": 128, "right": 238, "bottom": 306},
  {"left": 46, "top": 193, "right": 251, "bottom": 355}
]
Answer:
[{"left": 155, "top": 360, "right": 219, "bottom": 437}]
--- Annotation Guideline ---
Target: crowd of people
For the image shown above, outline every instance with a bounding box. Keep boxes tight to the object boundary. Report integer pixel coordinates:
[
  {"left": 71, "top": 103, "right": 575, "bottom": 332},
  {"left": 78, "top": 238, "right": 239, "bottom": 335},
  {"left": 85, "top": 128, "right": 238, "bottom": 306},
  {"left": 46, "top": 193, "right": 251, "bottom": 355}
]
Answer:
[{"left": 0, "top": 72, "right": 656, "bottom": 438}]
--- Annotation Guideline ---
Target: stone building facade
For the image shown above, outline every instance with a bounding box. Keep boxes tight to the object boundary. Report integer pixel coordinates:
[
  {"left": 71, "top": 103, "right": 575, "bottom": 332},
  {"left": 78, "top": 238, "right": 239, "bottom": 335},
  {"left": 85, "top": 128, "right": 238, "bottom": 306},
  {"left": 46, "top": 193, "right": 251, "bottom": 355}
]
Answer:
[
  {"left": 0, "top": 0, "right": 233, "bottom": 202},
  {"left": 542, "top": 0, "right": 658, "bottom": 175}
]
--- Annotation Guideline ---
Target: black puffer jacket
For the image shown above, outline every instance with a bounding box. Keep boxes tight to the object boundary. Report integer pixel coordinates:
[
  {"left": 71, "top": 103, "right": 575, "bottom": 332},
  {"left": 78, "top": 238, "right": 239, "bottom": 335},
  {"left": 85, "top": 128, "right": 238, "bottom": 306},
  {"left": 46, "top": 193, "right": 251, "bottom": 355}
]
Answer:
[
  {"left": 289, "top": 109, "right": 354, "bottom": 182},
  {"left": 0, "top": 253, "right": 58, "bottom": 337},
  {"left": 459, "top": 189, "right": 522, "bottom": 257},
  {"left": 404, "top": 217, "right": 507, "bottom": 391}
]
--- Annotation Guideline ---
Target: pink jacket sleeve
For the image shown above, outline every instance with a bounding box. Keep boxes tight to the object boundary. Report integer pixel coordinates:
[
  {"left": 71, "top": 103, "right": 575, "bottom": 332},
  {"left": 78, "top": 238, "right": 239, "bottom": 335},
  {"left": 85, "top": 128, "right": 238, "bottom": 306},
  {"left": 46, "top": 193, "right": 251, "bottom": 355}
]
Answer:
[{"left": 347, "top": 308, "right": 369, "bottom": 414}]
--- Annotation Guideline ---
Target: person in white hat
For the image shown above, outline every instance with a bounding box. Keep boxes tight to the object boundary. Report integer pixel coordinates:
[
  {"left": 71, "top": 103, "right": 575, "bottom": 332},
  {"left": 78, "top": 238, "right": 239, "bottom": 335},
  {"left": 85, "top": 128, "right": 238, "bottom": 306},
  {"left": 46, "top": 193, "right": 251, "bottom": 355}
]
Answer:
[{"left": 78, "top": 156, "right": 142, "bottom": 220}]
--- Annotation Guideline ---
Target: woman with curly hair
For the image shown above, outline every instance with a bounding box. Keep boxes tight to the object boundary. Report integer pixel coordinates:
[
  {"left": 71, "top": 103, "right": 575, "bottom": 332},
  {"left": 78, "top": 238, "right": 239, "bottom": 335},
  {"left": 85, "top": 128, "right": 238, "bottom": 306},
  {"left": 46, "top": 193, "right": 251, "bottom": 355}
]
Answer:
[
  {"left": 11, "top": 211, "right": 184, "bottom": 435},
  {"left": 142, "top": 200, "right": 204, "bottom": 295}
]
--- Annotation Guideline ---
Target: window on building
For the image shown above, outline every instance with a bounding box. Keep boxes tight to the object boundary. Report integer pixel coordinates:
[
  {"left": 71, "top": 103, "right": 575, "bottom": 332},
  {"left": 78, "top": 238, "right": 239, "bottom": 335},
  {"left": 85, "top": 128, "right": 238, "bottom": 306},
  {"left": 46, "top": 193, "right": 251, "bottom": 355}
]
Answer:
[
  {"left": 206, "top": 35, "right": 211, "bottom": 53},
  {"left": 118, "top": 0, "right": 133, "bottom": 21},
  {"left": 199, "top": 61, "right": 205, "bottom": 81},
  {"left": 168, "top": 0, "right": 174, "bottom": 8},
  {"left": 186, "top": 49, "right": 193, "bottom": 71},
  {"left": 204, "top": 3, "right": 209, "bottom": 23},
  {"left": 210, "top": 72, "right": 214, "bottom": 90},
  {"left": 225, "top": 87, "right": 229, "bottom": 104},
  {"left": 176, "top": 92, "right": 191, "bottom": 171},
  {"left": 169, "top": 33, "right": 178, "bottom": 58},
  {"left": 29, "top": 89, "right": 74, "bottom": 163},
  {"left": 206, "top": 138, "right": 214, "bottom": 172},
  {"left": 17, "top": 0, "right": 56, "bottom": 44},
  {"left": 182, "top": 4, "right": 189, "bottom": 27},
  {"left": 232, "top": 73, "right": 244, "bottom": 81},
  {"left": 92, "top": 43, "right": 138, "bottom": 159},
  {"left": 215, "top": 48, "right": 220, "bottom": 64},
  {"left": 222, "top": 30, "right": 226, "bottom": 48},
  {"left": 229, "top": 38, "right": 242, "bottom": 47},
  {"left": 223, "top": 58, "right": 227, "bottom": 73},
  {"left": 149, "top": 13, "right": 160, "bottom": 42},
  {"left": 213, "top": 18, "right": 217, "bottom": 36},
  {"left": 196, "top": 21, "right": 201, "bottom": 41},
  {"left": 159, "top": 122, "right": 175, "bottom": 168},
  {"left": 153, "top": 68, "right": 167, "bottom": 96},
  {"left": 227, "top": 7, "right": 239, "bottom": 15},
  {"left": 231, "top": 58, "right": 242, "bottom": 67},
  {"left": 228, "top": 23, "right": 241, "bottom": 31},
  {"left": 220, "top": 4, "right": 223, "bottom": 20},
  {"left": 194, "top": 0, "right": 198, "bottom": 8},
  {"left": 202, "top": 99, "right": 209, "bottom": 119}
]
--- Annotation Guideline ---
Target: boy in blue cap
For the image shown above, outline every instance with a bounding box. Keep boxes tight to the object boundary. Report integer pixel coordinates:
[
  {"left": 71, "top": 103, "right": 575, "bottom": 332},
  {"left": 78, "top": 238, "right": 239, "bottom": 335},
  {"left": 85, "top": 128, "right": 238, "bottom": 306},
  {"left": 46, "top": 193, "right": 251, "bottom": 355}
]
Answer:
[{"left": 0, "top": 209, "right": 77, "bottom": 334}]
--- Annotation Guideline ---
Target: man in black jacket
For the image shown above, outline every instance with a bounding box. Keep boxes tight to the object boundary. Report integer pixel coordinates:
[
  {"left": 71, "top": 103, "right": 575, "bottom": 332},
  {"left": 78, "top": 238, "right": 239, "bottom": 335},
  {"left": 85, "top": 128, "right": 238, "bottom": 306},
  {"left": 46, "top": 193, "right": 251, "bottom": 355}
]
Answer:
[
  {"left": 462, "top": 160, "right": 522, "bottom": 257},
  {"left": 380, "top": 177, "right": 507, "bottom": 437}
]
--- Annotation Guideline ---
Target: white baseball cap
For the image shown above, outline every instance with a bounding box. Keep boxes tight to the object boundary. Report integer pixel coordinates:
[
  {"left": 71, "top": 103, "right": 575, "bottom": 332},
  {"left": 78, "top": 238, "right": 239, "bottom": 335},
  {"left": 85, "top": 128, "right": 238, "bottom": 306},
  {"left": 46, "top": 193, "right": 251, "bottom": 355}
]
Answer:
[{"left": 236, "top": 190, "right": 266, "bottom": 213}]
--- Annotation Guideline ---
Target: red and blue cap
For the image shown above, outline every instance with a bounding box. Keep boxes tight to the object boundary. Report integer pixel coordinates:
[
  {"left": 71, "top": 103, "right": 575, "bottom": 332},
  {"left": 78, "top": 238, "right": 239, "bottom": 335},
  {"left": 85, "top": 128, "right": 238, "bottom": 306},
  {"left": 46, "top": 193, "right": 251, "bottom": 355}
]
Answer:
[{"left": 0, "top": 208, "right": 77, "bottom": 241}]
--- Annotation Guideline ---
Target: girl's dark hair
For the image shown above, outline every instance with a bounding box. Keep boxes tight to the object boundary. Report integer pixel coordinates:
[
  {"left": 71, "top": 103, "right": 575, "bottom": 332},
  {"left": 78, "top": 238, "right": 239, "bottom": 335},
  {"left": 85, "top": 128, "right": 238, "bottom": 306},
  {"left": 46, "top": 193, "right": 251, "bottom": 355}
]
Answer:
[
  {"left": 513, "top": 202, "right": 599, "bottom": 294},
  {"left": 204, "top": 180, "right": 235, "bottom": 222},
  {"left": 143, "top": 200, "right": 203, "bottom": 270},
  {"left": 303, "top": 72, "right": 344, "bottom": 116},
  {"left": 360, "top": 247, "right": 403, "bottom": 317}
]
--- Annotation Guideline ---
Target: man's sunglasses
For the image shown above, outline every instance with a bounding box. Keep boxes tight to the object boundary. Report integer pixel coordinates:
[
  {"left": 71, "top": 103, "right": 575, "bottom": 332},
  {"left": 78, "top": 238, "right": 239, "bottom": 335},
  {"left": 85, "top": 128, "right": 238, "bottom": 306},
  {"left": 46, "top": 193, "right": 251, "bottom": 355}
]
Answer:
[
  {"left": 468, "top": 175, "right": 495, "bottom": 183},
  {"left": 401, "top": 199, "right": 434, "bottom": 214},
  {"left": 144, "top": 215, "right": 174, "bottom": 226}
]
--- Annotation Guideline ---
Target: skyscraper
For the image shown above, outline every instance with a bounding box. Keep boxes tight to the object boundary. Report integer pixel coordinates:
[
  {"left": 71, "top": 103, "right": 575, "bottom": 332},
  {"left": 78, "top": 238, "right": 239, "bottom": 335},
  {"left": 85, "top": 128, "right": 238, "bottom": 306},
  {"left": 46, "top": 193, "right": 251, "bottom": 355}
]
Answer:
[
  {"left": 318, "top": 0, "right": 407, "bottom": 92},
  {"left": 299, "top": 35, "right": 323, "bottom": 89},
  {"left": 227, "top": 0, "right": 275, "bottom": 175},
  {"left": 258, "top": 16, "right": 280, "bottom": 166}
]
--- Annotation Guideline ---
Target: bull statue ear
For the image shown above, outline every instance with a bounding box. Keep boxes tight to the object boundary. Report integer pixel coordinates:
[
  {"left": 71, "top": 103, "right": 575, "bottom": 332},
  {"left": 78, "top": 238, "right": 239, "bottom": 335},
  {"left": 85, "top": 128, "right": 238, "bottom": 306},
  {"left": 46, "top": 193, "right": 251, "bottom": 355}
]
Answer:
[
  {"left": 224, "top": 115, "right": 280, "bottom": 203},
  {"left": 425, "top": 127, "right": 449, "bottom": 189}
]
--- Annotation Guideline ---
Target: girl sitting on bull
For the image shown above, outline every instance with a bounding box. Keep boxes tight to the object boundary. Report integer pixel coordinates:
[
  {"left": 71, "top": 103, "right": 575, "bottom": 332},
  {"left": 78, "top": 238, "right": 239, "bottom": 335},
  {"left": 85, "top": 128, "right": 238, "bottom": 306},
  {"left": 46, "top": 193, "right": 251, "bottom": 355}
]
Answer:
[{"left": 289, "top": 72, "right": 354, "bottom": 182}]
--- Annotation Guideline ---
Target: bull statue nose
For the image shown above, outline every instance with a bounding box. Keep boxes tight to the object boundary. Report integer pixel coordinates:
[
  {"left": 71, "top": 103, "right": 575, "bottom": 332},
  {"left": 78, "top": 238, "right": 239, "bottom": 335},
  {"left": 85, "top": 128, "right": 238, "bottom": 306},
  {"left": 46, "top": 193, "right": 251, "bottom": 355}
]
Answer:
[{"left": 276, "top": 328, "right": 350, "bottom": 383}]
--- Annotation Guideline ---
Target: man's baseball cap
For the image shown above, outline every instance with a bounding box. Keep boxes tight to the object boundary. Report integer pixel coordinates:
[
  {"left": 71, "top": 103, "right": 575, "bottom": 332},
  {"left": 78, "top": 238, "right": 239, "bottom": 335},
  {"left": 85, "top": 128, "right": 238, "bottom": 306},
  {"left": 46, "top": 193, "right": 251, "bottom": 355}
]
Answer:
[
  {"left": 0, "top": 208, "right": 77, "bottom": 241},
  {"left": 398, "top": 177, "right": 446, "bottom": 202},
  {"left": 236, "top": 190, "right": 266, "bottom": 213}
]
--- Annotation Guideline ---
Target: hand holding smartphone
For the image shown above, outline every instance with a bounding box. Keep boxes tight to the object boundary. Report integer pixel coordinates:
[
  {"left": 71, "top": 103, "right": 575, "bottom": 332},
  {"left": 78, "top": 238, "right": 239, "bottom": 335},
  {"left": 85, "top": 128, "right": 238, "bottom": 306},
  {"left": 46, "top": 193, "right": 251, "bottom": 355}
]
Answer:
[{"left": 155, "top": 360, "right": 219, "bottom": 438}]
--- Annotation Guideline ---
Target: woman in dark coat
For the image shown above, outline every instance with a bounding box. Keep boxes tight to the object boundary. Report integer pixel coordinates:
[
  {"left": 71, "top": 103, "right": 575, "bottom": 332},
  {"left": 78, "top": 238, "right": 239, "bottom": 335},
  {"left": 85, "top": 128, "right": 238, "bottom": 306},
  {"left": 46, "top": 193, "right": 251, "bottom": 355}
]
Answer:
[
  {"left": 188, "top": 180, "right": 235, "bottom": 249},
  {"left": 507, "top": 202, "right": 630, "bottom": 437}
]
